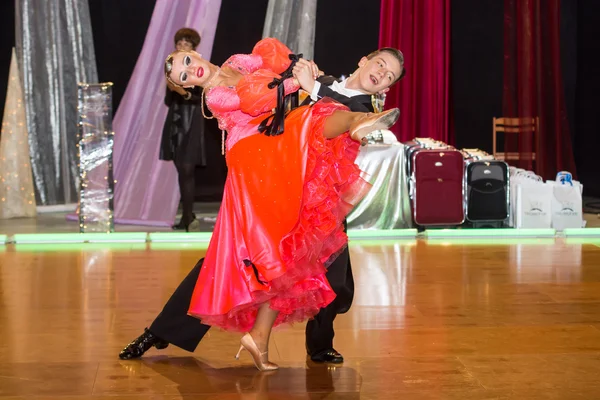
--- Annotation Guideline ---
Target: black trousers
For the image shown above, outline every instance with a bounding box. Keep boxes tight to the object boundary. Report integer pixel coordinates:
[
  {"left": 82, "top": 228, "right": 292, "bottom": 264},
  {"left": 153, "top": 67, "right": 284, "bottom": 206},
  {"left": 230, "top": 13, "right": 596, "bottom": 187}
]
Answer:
[
  {"left": 149, "top": 234, "right": 354, "bottom": 355},
  {"left": 305, "top": 244, "right": 354, "bottom": 356},
  {"left": 149, "top": 258, "right": 210, "bottom": 352}
]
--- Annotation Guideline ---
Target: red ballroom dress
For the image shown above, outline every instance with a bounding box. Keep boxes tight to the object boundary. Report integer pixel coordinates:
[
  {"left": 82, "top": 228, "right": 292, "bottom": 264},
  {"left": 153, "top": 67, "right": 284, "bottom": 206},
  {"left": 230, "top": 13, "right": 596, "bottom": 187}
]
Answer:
[{"left": 188, "top": 38, "right": 371, "bottom": 332}]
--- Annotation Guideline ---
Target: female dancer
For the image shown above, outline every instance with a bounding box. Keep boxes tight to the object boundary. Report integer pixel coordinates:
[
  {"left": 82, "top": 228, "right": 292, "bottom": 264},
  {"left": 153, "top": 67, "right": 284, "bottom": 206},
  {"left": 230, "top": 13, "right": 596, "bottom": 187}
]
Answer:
[{"left": 164, "top": 38, "right": 400, "bottom": 371}]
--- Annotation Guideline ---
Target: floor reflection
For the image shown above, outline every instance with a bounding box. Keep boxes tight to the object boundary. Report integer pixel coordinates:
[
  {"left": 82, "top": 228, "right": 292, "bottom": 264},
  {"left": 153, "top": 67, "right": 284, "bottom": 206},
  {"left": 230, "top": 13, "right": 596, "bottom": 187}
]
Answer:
[
  {"left": 511, "top": 240, "right": 583, "bottom": 283},
  {"left": 351, "top": 242, "right": 414, "bottom": 307},
  {"left": 126, "top": 356, "right": 363, "bottom": 399}
]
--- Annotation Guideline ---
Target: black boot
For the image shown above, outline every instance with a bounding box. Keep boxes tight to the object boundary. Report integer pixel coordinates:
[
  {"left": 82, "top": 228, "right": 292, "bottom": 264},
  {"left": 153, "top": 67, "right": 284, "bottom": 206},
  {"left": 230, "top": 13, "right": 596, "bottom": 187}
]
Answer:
[
  {"left": 119, "top": 328, "right": 169, "bottom": 360},
  {"left": 172, "top": 213, "right": 197, "bottom": 231},
  {"left": 172, "top": 220, "right": 186, "bottom": 230},
  {"left": 186, "top": 214, "right": 200, "bottom": 232}
]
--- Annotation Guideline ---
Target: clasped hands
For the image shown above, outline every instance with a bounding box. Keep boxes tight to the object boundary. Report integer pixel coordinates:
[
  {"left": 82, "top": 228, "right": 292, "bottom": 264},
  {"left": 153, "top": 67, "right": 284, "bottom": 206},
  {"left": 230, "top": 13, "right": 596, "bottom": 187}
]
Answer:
[{"left": 292, "top": 58, "right": 323, "bottom": 94}]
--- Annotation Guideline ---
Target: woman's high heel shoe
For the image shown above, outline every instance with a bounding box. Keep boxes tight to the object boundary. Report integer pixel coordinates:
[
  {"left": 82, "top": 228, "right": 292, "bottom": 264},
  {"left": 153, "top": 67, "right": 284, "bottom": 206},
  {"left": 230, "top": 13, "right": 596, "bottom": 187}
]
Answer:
[
  {"left": 349, "top": 108, "right": 400, "bottom": 145},
  {"left": 235, "top": 333, "right": 279, "bottom": 372}
]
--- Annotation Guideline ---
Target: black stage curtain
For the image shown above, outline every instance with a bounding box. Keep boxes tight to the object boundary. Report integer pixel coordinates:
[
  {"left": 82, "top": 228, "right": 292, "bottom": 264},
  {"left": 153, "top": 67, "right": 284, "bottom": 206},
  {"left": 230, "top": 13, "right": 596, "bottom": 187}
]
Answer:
[
  {"left": 451, "top": 0, "right": 504, "bottom": 153},
  {"left": 313, "top": 0, "right": 381, "bottom": 78},
  {"left": 574, "top": 0, "right": 600, "bottom": 197},
  {"left": 88, "top": 0, "right": 156, "bottom": 112},
  {"left": 0, "top": 1, "right": 16, "bottom": 124}
]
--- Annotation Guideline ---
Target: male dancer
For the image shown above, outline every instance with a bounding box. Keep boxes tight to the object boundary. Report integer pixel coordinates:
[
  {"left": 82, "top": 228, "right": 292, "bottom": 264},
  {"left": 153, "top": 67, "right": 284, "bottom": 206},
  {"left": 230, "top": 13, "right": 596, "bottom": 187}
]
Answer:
[
  {"left": 119, "top": 47, "right": 405, "bottom": 363},
  {"left": 295, "top": 48, "right": 405, "bottom": 362}
]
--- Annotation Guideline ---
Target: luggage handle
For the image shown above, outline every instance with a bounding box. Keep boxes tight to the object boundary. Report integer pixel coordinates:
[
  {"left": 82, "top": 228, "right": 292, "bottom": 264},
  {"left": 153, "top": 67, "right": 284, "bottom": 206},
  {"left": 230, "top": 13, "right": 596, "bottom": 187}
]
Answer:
[{"left": 470, "top": 186, "right": 506, "bottom": 195}]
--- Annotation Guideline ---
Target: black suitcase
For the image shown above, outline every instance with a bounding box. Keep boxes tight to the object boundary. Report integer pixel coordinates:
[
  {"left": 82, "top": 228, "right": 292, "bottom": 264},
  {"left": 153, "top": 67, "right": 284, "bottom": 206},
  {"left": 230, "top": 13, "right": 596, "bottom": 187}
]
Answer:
[{"left": 465, "top": 160, "right": 510, "bottom": 226}]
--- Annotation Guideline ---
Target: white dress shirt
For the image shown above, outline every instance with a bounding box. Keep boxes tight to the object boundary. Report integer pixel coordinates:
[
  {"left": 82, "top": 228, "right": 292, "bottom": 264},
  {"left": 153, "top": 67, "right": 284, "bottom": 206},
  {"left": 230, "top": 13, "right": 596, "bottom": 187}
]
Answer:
[{"left": 309, "top": 78, "right": 365, "bottom": 102}]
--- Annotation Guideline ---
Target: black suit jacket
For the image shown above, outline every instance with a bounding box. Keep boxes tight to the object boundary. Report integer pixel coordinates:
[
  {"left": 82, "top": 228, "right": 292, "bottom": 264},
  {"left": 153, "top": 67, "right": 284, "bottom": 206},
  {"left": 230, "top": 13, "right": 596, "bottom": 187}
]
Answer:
[{"left": 300, "top": 75, "right": 374, "bottom": 113}]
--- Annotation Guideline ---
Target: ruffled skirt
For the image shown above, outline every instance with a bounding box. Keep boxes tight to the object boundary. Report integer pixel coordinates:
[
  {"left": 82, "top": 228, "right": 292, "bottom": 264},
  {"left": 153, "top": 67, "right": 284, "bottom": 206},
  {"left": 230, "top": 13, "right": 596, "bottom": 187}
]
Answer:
[{"left": 188, "top": 100, "right": 371, "bottom": 332}]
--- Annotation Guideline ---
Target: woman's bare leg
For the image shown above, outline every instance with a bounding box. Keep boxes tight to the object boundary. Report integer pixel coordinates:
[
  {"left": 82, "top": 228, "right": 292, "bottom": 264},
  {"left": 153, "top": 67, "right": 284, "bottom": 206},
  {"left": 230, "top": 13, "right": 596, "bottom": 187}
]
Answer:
[
  {"left": 237, "top": 302, "right": 279, "bottom": 371},
  {"left": 322, "top": 108, "right": 401, "bottom": 142},
  {"left": 249, "top": 302, "right": 279, "bottom": 352},
  {"left": 322, "top": 110, "right": 363, "bottom": 139}
]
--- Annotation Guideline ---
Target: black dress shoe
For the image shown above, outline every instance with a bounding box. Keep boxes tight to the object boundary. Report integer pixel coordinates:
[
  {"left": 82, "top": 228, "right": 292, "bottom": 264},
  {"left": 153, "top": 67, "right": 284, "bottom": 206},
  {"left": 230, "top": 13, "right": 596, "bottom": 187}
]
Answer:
[
  {"left": 309, "top": 349, "right": 344, "bottom": 364},
  {"left": 118, "top": 328, "right": 169, "bottom": 360}
]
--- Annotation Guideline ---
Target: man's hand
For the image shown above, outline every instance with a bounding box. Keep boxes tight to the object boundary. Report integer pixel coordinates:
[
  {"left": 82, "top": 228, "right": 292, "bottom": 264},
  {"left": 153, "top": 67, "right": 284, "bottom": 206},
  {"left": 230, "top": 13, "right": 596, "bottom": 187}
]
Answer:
[
  {"left": 167, "top": 79, "right": 188, "bottom": 96},
  {"left": 292, "top": 58, "right": 321, "bottom": 93}
]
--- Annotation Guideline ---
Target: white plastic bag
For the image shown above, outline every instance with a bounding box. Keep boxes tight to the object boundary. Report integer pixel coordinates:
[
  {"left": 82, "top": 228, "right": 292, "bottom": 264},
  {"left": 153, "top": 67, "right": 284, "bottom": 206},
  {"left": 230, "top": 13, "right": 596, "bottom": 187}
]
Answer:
[
  {"left": 511, "top": 169, "right": 553, "bottom": 229},
  {"left": 548, "top": 178, "right": 584, "bottom": 230}
]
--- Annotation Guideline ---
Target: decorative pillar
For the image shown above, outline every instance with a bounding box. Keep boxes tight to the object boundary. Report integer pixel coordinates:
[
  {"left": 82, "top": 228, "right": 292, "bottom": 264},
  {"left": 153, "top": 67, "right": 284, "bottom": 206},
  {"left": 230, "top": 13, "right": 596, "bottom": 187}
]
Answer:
[{"left": 77, "top": 83, "right": 115, "bottom": 233}]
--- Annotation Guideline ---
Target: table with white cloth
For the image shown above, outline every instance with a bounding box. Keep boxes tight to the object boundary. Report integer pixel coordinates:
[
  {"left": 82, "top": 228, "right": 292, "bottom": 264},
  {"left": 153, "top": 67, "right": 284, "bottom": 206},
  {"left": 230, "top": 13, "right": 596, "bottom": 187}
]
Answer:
[{"left": 347, "top": 141, "right": 412, "bottom": 230}]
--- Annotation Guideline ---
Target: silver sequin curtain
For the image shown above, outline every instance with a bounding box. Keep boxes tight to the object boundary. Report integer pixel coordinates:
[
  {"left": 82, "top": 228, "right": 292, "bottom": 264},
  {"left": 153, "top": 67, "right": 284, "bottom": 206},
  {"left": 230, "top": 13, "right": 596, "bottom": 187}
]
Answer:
[
  {"left": 15, "top": 0, "right": 98, "bottom": 205},
  {"left": 262, "top": 0, "right": 317, "bottom": 59},
  {"left": 347, "top": 143, "right": 413, "bottom": 230}
]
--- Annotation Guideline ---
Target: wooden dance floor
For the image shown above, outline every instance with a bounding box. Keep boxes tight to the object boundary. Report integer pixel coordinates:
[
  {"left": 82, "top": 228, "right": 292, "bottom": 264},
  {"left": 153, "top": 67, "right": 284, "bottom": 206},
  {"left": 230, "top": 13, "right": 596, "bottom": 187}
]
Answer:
[{"left": 1, "top": 238, "right": 600, "bottom": 399}]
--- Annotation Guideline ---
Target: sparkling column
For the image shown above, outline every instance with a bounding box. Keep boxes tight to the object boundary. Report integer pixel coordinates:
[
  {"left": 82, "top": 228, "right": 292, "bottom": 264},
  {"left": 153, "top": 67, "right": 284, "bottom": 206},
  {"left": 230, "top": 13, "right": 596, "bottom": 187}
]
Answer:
[
  {"left": 77, "top": 83, "right": 115, "bottom": 233},
  {"left": 0, "top": 48, "right": 36, "bottom": 219}
]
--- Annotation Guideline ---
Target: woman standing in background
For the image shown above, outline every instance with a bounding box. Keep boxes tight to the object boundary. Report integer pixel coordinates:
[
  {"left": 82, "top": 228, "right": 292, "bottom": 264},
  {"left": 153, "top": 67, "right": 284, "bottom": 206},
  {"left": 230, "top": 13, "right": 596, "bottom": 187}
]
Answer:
[{"left": 160, "top": 28, "right": 205, "bottom": 231}]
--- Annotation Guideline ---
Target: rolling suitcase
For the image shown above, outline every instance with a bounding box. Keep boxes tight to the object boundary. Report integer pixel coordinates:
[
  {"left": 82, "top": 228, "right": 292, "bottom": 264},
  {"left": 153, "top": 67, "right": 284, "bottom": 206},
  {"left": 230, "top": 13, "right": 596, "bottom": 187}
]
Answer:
[
  {"left": 411, "top": 148, "right": 465, "bottom": 226},
  {"left": 403, "top": 138, "right": 451, "bottom": 228},
  {"left": 404, "top": 138, "right": 450, "bottom": 192},
  {"left": 465, "top": 160, "right": 510, "bottom": 226}
]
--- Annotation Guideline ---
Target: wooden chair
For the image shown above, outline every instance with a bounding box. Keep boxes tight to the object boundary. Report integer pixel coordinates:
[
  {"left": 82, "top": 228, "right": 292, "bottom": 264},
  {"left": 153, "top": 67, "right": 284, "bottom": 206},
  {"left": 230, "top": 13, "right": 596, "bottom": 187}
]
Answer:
[{"left": 492, "top": 117, "right": 538, "bottom": 162}]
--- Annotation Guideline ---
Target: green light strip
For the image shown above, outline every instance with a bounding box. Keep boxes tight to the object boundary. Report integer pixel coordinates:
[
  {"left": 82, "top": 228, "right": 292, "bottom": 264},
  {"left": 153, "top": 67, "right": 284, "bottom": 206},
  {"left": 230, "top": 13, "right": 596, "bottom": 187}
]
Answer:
[
  {"left": 148, "top": 232, "right": 213, "bottom": 242},
  {"left": 6, "top": 237, "right": 594, "bottom": 251},
  {"left": 425, "top": 228, "right": 556, "bottom": 238},
  {"left": 426, "top": 238, "right": 557, "bottom": 246},
  {"left": 562, "top": 228, "right": 600, "bottom": 237},
  {"left": 149, "top": 242, "right": 211, "bottom": 251},
  {"left": 347, "top": 229, "right": 417, "bottom": 239},
  {"left": 13, "top": 243, "right": 148, "bottom": 252},
  {"left": 7, "top": 227, "right": 598, "bottom": 245},
  {"left": 564, "top": 237, "right": 600, "bottom": 245},
  {"left": 350, "top": 239, "right": 417, "bottom": 246},
  {"left": 84, "top": 233, "right": 147, "bottom": 242},
  {"left": 12, "top": 233, "right": 86, "bottom": 243},
  {"left": 11, "top": 232, "right": 148, "bottom": 243}
]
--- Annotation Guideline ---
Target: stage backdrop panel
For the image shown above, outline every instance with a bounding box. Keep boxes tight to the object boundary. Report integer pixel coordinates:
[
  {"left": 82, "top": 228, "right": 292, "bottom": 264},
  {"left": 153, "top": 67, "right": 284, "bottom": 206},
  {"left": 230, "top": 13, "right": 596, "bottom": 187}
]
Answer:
[
  {"left": 111, "top": 0, "right": 221, "bottom": 226},
  {"left": 15, "top": 0, "right": 98, "bottom": 205}
]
